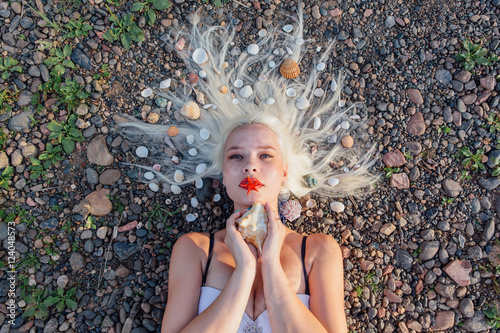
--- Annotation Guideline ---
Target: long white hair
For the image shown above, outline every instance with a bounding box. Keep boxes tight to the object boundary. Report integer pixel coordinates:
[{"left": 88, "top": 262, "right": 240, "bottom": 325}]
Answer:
[{"left": 118, "top": 6, "right": 379, "bottom": 199}]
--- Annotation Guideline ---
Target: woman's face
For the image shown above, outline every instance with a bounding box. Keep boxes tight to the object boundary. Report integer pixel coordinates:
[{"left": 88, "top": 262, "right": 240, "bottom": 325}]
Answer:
[{"left": 222, "top": 124, "right": 288, "bottom": 212}]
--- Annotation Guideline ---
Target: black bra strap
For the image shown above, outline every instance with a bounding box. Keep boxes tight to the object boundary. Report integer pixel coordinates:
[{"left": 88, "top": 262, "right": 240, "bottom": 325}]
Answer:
[
  {"left": 301, "top": 236, "right": 310, "bottom": 295},
  {"left": 201, "top": 233, "right": 214, "bottom": 286}
]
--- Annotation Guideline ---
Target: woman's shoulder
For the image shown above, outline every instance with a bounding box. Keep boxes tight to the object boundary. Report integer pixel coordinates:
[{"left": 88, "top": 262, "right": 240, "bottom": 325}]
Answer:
[
  {"left": 305, "top": 233, "right": 342, "bottom": 262},
  {"left": 172, "top": 232, "right": 211, "bottom": 257}
]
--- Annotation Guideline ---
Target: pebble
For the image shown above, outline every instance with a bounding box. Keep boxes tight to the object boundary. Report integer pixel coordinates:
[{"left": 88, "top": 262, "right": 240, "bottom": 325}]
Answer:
[
  {"left": 407, "top": 89, "right": 423, "bottom": 105},
  {"left": 71, "top": 48, "right": 93, "bottom": 71},
  {"left": 435, "top": 69, "right": 452, "bottom": 85},
  {"left": 459, "top": 298, "right": 475, "bottom": 318},
  {"left": 85, "top": 188, "right": 112, "bottom": 216},
  {"left": 406, "top": 112, "right": 426, "bottom": 135},
  {"left": 419, "top": 241, "right": 440, "bottom": 261},
  {"left": 87, "top": 135, "right": 114, "bottom": 166},
  {"left": 8, "top": 110, "right": 33, "bottom": 132},
  {"left": 478, "top": 178, "right": 500, "bottom": 190},
  {"left": 443, "top": 260, "right": 472, "bottom": 286},
  {"left": 442, "top": 179, "right": 463, "bottom": 197}
]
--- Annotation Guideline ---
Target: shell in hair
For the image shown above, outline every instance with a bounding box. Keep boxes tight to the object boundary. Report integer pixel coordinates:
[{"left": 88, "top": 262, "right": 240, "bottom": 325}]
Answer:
[
  {"left": 280, "top": 58, "right": 300, "bottom": 79},
  {"left": 180, "top": 101, "right": 201, "bottom": 120},
  {"left": 235, "top": 203, "right": 268, "bottom": 253}
]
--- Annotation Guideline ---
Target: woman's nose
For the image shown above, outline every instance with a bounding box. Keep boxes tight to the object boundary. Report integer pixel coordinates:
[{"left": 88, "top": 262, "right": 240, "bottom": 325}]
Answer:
[{"left": 243, "top": 157, "right": 258, "bottom": 173}]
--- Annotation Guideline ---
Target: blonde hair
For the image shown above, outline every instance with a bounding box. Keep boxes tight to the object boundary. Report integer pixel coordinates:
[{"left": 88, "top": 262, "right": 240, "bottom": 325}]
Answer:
[{"left": 118, "top": 6, "right": 379, "bottom": 199}]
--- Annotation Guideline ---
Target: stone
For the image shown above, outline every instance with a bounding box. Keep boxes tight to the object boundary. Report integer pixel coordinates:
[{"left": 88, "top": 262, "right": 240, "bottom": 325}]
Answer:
[
  {"left": 442, "top": 179, "right": 463, "bottom": 197},
  {"left": 480, "top": 75, "right": 496, "bottom": 90},
  {"left": 115, "top": 264, "right": 131, "bottom": 278},
  {"left": 17, "top": 90, "right": 33, "bottom": 107},
  {"left": 419, "top": 241, "right": 440, "bottom": 261},
  {"left": 21, "top": 144, "right": 37, "bottom": 158},
  {"left": 69, "top": 253, "right": 85, "bottom": 271},
  {"left": 97, "top": 226, "right": 108, "bottom": 239},
  {"left": 383, "top": 289, "right": 402, "bottom": 303},
  {"left": 87, "top": 135, "right": 114, "bottom": 166},
  {"left": 406, "top": 112, "right": 426, "bottom": 135},
  {"left": 380, "top": 223, "right": 396, "bottom": 235},
  {"left": 40, "top": 217, "right": 58, "bottom": 230},
  {"left": 57, "top": 275, "right": 69, "bottom": 289},
  {"left": 0, "top": 152, "right": 9, "bottom": 169},
  {"left": 43, "top": 318, "right": 59, "bottom": 333},
  {"left": 487, "top": 150, "right": 500, "bottom": 168},
  {"left": 395, "top": 250, "right": 413, "bottom": 270},
  {"left": 443, "top": 260, "right": 472, "bottom": 286},
  {"left": 8, "top": 110, "right": 34, "bottom": 132},
  {"left": 99, "top": 169, "right": 121, "bottom": 185},
  {"left": 435, "top": 69, "right": 452, "bottom": 85},
  {"left": 407, "top": 89, "right": 423, "bottom": 105},
  {"left": 435, "top": 283, "right": 455, "bottom": 298},
  {"left": 72, "top": 199, "right": 91, "bottom": 216},
  {"left": 407, "top": 321, "right": 422, "bottom": 332},
  {"left": 383, "top": 150, "right": 406, "bottom": 167},
  {"left": 404, "top": 141, "right": 422, "bottom": 155},
  {"left": 85, "top": 168, "right": 99, "bottom": 184},
  {"left": 85, "top": 189, "right": 112, "bottom": 216},
  {"left": 464, "top": 311, "right": 490, "bottom": 332},
  {"left": 495, "top": 196, "right": 500, "bottom": 217},
  {"left": 478, "top": 178, "right": 500, "bottom": 191},
  {"left": 71, "top": 48, "right": 93, "bottom": 71},
  {"left": 459, "top": 298, "right": 474, "bottom": 318},
  {"left": 483, "top": 219, "right": 495, "bottom": 241},
  {"left": 360, "top": 260, "right": 374, "bottom": 271},
  {"left": 113, "top": 242, "right": 139, "bottom": 260},
  {"left": 461, "top": 93, "right": 477, "bottom": 105},
  {"left": 488, "top": 245, "right": 500, "bottom": 266},
  {"left": 454, "top": 70, "right": 471, "bottom": 83},
  {"left": 430, "top": 311, "right": 454, "bottom": 331},
  {"left": 10, "top": 149, "right": 23, "bottom": 166},
  {"left": 390, "top": 173, "right": 409, "bottom": 189}
]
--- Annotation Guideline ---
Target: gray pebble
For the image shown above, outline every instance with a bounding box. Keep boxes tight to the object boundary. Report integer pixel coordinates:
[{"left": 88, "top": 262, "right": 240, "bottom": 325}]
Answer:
[
  {"left": 385, "top": 16, "right": 395, "bottom": 28},
  {"left": 483, "top": 219, "right": 495, "bottom": 241},
  {"left": 419, "top": 241, "right": 440, "bottom": 261},
  {"left": 459, "top": 298, "right": 474, "bottom": 318},
  {"left": 435, "top": 69, "right": 452, "bottom": 85},
  {"left": 470, "top": 198, "right": 481, "bottom": 214},
  {"left": 8, "top": 110, "right": 33, "bottom": 132},
  {"left": 478, "top": 178, "right": 500, "bottom": 190}
]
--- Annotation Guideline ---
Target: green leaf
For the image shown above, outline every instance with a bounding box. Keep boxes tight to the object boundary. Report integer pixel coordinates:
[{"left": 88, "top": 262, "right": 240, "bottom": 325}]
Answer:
[
  {"left": 476, "top": 56, "right": 490, "bottom": 65},
  {"left": 62, "top": 59, "right": 76, "bottom": 69},
  {"left": 83, "top": 23, "right": 93, "bottom": 31},
  {"left": 67, "top": 287, "right": 77, "bottom": 297},
  {"left": 47, "top": 121, "right": 63, "bottom": 132},
  {"left": 54, "top": 64, "right": 65, "bottom": 76},
  {"left": 55, "top": 48, "right": 64, "bottom": 58},
  {"left": 483, "top": 309, "right": 496, "bottom": 318},
  {"left": 456, "top": 54, "right": 466, "bottom": 62},
  {"left": 44, "top": 296, "right": 60, "bottom": 306},
  {"left": 131, "top": 2, "right": 145, "bottom": 11},
  {"left": 146, "top": 8, "right": 156, "bottom": 25},
  {"left": 124, "top": 13, "right": 134, "bottom": 27},
  {"left": 129, "top": 25, "right": 144, "bottom": 42},
  {"left": 57, "top": 287, "right": 64, "bottom": 296},
  {"left": 464, "top": 62, "right": 474, "bottom": 71},
  {"left": 66, "top": 299, "right": 78, "bottom": 309},
  {"left": 22, "top": 305, "right": 36, "bottom": 318},
  {"left": 62, "top": 138, "right": 75, "bottom": 154},
  {"left": 12, "top": 65, "right": 22, "bottom": 73},
  {"left": 77, "top": 91, "right": 88, "bottom": 99},
  {"left": 2, "top": 166, "right": 13, "bottom": 177},
  {"left": 69, "top": 128, "right": 82, "bottom": 138},
  {"left": 103, "top": 30, "right": 116, "bottom": 42},
  {"left": 44, "top": 59, "right": 57, "bottom": 67},
  {"left": 153, "top": 0, "right": 170, "bottom": 10},
  {"left": 63, "top": 45, "right": 72, "bottom": 57},
  {"left": 121, "top": 32, "right": 133, "bottom": 50},
  {"left": 4, "top": 57, "right": 12, "bottom": 67},
  {"left": 56, "top": 300, "right": 64, "bottom": 312},
  {"left": 39, "top": 152, "right": 49, "bottom": 160}
]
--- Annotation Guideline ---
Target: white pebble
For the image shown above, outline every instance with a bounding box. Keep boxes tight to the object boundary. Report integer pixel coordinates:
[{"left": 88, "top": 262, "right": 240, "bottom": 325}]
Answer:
[
  {"left": 186, "top": 134, "right": 195, "bottom": 145},
  {"left": 144, "top": 172, "right": 155, "bottom": 180},
  {"left": 247, "top": 44, "right": 259, "bottom": 55},
  {"left": 232, "top": 98, "right": 240, "bottom": 104},
  {"left": 328, "top": 178, "right": 340, "bottom": 187},
  {"left": 316, "top": 62, "right": 326, "bottom": 71},
  {"left": 268, "top": 61, "right": 276, "bottom": 68},
  {"left": 258, "top": 29, "right": 267, "bottom": 37},
  {"left": 314, "top": 88, "right": 324, "bottom": 97},
  {"left": 141, "top": 88, "right": 153, "bottom": 97},
  {"left": 234, "top": 79, "right": 243, "bottom": 88},
  {"left": 295, "top": 37, "right": 304, "bottom": 46},
  {"left": 136, "top": 146, "right": 148, "bottom": 158},
  {"left": 266, "top": 98, "right": 275, "bottom": 105},
  {"left": 196, "top": 163, "right": 207, "bottom": 174},
  {"left": 174, "top": 170, "right": 184, "bottom": 182},
  {"left": 171, "top": 185, "right": 182, "bottom": 194},
  {"left": 200, "top": 128, "right": 210, "bottom": 140},
  {"left": 330, "top": 201, "right": 345, "bottom": 213},
  {"left": 199, "top": 70, "right": 207, "bottom": 78},
  {"left": 330, "top": 78, "right": 338, "bottom": 92},
  {"left": 343, "top": 167, "right": 350, "bottom": 173},
  {"left": 313, "top": 117, "right": 321, "bottom": 130},
  {"left": 286, "top": 88, "right": 296, "bottom": 97},
  {"left": 338, "top": 100, "right": 346, "bottom": 107},
  {"left": 190, "top": 197, "right": 199, "bottom": 208},
  {"left": 195, "top": 178, "right": 203, "bottom": 188},
  {"left": 341, "top": 120, "right": 350, "bottom": 129},
  {"left": 283, "top": 24, "right": 293, "bottom": 33},
  {"left": 214, "top": 194, "right": 221, "bottom": 202},
  {"left": 203, "top": 104, "right": 214, "bottom": 109},
  {"left": 286, "top": 46, "right": 293, "bottom": 55},
  {"left": 186, "top": 214, "right": 196, "bottom": 222},
  {"left": 159, "top": 79, "right": 171, "bottom": 90},
  {"left": 172, "top": 156, "right": 179, "bottom": 164},
  {"left": 188, "top": 148, "right": 198, "bottom": 156},
  {"left": 148, "top": 183, "right": 159, "bottom": 192}
]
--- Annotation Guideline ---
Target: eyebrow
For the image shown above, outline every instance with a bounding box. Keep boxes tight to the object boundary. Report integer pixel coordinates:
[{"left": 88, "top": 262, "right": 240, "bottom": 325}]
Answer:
[{"left": 226, "top": 145, "right": 276, "bottom": 151}]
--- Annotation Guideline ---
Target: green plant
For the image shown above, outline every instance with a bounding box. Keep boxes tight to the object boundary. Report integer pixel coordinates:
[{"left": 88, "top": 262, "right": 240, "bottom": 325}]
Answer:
[
  {"left": 354, "top": 285, "right": 363, "bottom": 298},
  {"left": 93, "top": 64, "right": 110, "bottom": 82},
  {"left": 0, "top": 57, "right": 23, "bottom": 80},
  {"left": 0, "top": 129, "right": 9, "bottom": 147},
  {"left": 47, "top": 114, "right": 85, "bottom": 154},
  {"left": 40, "top": 142, "right": 65, "bottom": 167},
  {"left": 65, "top": 18, "right": 93, "bottom": 38},
  {"left": 103, "top": 5, "right": 145, "bottom": 50},
  {"left": 201, "top": 0, "right": 229, "bottom": 7},
  {"left": 85, "top": 216, "right": 98, "bottom": 230},
  {"left": 403, "top": 151, "right": 412, "bottom": 160},
  {"left": 460, "top": 170, "right": 472, "bottom": 180},
  {"left": 18, "top": 253, "right": 41, "bottom": 271},
  {"left": 143, "top": 204, "right": 180, "bottom": 224},
  {"left": 131, "top": 0, "right": 171, "bottom": 26},
  {"left": 43, "top": 45, "right": 75, "bottom": 76},
  {"left": 107, "top": 0, "right": 122, "bottom": 5},
  {"left": 0, "top": 166, "right": 13, "bottom": 190},
  {"left": 0, "top": 87, "right": 19, "bottom": 114},
  {"left": 30, "top": 92, "right": 45, "bottom": 113},
  {"left": 383, "top": 166, "right": 400, "bottom": 178},
  {"left": 441, "top": 196, "right": 454, "bottom": 206},
  {"left": 458, "top": 147, "right": 485, "bottom": 172},
  {"left": 26, "top": 4, "right": 64, "bottom": 32},
  {"left": 71, "top": 240, "right": 80, "bottom": 252},
  {"left": 22, "top": 288, "right": 50, "bottom": 320},
  {"left": 108, "top": 194, "right": 125, "bottom": 214},
  {"left": 28, "top": 157, "right": 49, "bottom": 180},
  {"left": 45, "top": 287, "right": 78, "bottom": 312},
  {"left": 486, "top": 112, "right": 500, "bottom": 134},
  {"left": 484, "top": 306, "right": 500, "bottom": 329},
  {"left": 437, "top": 125, "right": 451, "bottom": 134},
  {"left": 61, "top": 220, "right": 72, "bottom": 231},
  {"left": 456, "top": 38, "right": 498, "bottom": 71}
]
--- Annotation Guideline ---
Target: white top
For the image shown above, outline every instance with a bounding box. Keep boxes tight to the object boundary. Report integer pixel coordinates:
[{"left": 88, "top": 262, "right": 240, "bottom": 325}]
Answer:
[{"left": 198, "top": 286, "right": 311, "bottom": 333}]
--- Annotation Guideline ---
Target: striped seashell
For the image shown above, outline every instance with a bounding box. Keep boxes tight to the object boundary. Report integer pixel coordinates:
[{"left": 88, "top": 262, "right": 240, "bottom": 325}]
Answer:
[
  {"left": 167, "top": 126, "right": 179, "bottom": 137},
  {"left": 280, "top": 200, "right": 302, "bottom": 222},
  {"left": 280, "top": 58, "right": 300, "bottom": 79},
  {"left": 180, "top": 101, "right": 201, "bottom": 120},
  {"left": 147, "top": 112, "right": 159, "bottom": 124}
]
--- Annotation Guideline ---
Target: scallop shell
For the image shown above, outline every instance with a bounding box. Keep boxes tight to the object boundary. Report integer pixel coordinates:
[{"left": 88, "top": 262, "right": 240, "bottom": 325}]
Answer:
[
  {"left": 280, "top": 58, "right": 300, "bottom": 79},
  {"left": 141, "top": 88, "right": 153, "bottom": 98},
  {"left": 306, "top": 199, "right": 316, "bottom": 208},
  {"left": 147, "top": 113, "right": 159, "bottom": 124},
  {"left": 341, "top": 135, "right": 354, "bottom": 148},
  {"left": 316, "top": 62, "right": 326, "bottom": 71},
  {"left": 187, "top": 73, "right": 199, "bottom": 84},
  {"left": 144, "top": 172, "right": 155, "bottom": 180},
  {"left": 196, "top": 163, "right": 207, "bottom": 174},
  {"left": 219, "top": 85, "right": 228, "bottom": 94},
  {"left": 239, "top": 85, "right": 253, "bottom": 98},
  {"left": 328, "top": 178, "right": 340, "bottom": 187},
  {"left": 188, "top": 148, "right": 198, "bottom": 156},
  {"left": 286, "top": 88, "right": 297, "bottom": 97},
  {"left": 149, "top": 183, "right": 159, "bottom": 192},
  {"left": 234, "top": 79, "right": 243, "bottom": 88},
  {"left": 136, "top": 146, "right": 148, "bottom": 158},
  {"left": 258, "top": 29, "right": 267, "bottom": 37},
  {"left": 314, "top": 88, "right": 325, "bottom": 97},
  {"left": 180, "top": 101, "right": 201, "bottom": 120},
  {"left": 266, "top": 98, "right": 276, "bottom": 105},
  {"left": 313, "top": 117, "right": 321, "bottom": 130},
  {"left": 174, "top": 170, "right": 184, "bottom": 183},
  {"left": 295, "top": 97, "right": 310, "bottom": 110},
  {"left": 279, "top": 200, "right": 302, "bottom": 222},
  {"left": 283, "top": 24, "right": 293, "bottom": 33},
  {"left": 236, "top": 203, "right": 268, "bottom": 253},
  {"left": 167, "top": 126, "right": 179, "bottom": 137},
  {"left": 195, "top": 178, "right": 203, "bottom": 188},
  {"left": 174, "top": 38, "right": 185, "bottom": 51},
  {"left": 200, "top": 128, "right": 210, "bottom": 140},
  {"left": 186, "top": 134, "right": 195, "bottom": 144},
  {"left": 192, "top": 48, "right": 208, "bottom": 64},
  {"left": 160, "top": 79, "right": 171, "bottom": 90},
  {"left": 171, "top": 184, "right": 182, "bottom": 194},
  {"left": 247, "top": 44, "right": 259, "bottom": 55},
  {"left": 330, "top": 201, "right": 345, "bottom": 213}
]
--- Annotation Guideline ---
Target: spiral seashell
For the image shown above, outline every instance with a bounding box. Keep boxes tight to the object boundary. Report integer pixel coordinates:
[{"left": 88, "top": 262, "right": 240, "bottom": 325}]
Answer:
[
  {"left": 167, "top": 126, "right": 179, "bottom": 137},
  {"left": 280, "top": 58, "right": 300, "bottom": 79},
  {"left": 180, "top": 101, "right": 201, "bottom": 120},
  {"left": 219, "top": 85, "right": 228, "bottom": 94},
  {"left": 341, "top": 135, "right": 354, "bottom": 148},
  {"left": 279, "top": 200, "right": 302, "bottom": 222}
]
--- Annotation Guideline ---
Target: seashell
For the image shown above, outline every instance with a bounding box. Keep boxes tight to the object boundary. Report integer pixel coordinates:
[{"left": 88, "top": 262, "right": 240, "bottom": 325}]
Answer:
[
  {"left": 167, "top": 100, "right": 172, "bottom": 112},
  {"left": 306, "top": 210, "right": 314, "bottom": 217},
  {"left": 175, "top": 70, "right": 182, "bottom": 77},
  {"left": 330, "top": 201, "right": 345, "bottom": 213},
  {"left": 280, "top": 200, "right": 302, "bottom": 222},
  {"left": 214, "top": 193, "right": 221, "bottom": 202},
  {"left": 286, "top": 88, "right": 297, "bottom": 97},
  {"left": 186, "top": 213, "right": 196, "bottom": 222},
  {"left": 313, "top": 117, "right": 321, "bottom": 130},
  {"left": 349, "top": 114, "right": 361, "bottom": 120},
  {"left": 167, "top": 126, "right": 179, "bottom": 137},
  {"left": 171, "top": 184, "right": 181, "bottom": 194},
  {"left": 191, "top": 197, "right": 199, "bottom": 208},
  {"left": 338, "top": 100, "right": 346, "bottom": 107},
  {"left": 187, "top": 73, "right": 199, "bottom": 84},
  {"left": 283, "top": 24, "right": 293, "bottom": 33},
  {"left": 341, "top": 135, "right": 354, "bottom": 148},
  {"left": 331, "top": 78, "right": 338, "bottom": 92},
  {"left": 174, "top": 170, "right": 184, "bottom": 183},
  {"left": 160, "top": 79, "right": 171, "bottom": 90},
  {"left": 147, "top": 113, "right": 159, "bottom": 124},
  {"left": 203, "top": 104, "right": 213, "bottom": 109},
  {"left": 295, "top": 37, "right": 304, "bottom": 46},
  {"left": 258, "top": 74, "right": 266, "bottom": 81},
  {"left": 186, "top": 134, "right": 195, "bottom": 145},
  {"left": 222, "top": 61, "right": 229, "bottom": 68},
  {"left": 247, "top": 44, "right": 259, "bottom": 55},
  {"left": 268, "top": 61, "right": 276, "bottom": 68},
  {"left": 200, "top": 128, "right": 210, "bottom": 140},
  {"left": 196, "top": 163, "right": 207, "bottom": 174},
  {"left": 234, "top": 79, "right": 243, "bottom": 88},
  {"left": 273, "top": 48, "right": 284, "bottom": 56},
  {"left": 219, "top": 85, "right": 228, "bottom": 94},
  {"left": 343, "top": 167, "right": 350, "bottom": 173},
  {"left": 172, "top": 156, "right": 179, "bottom": 164},
  {"left": 136, "top": 146, "right": 148, "bottom": 158},
  {"left": 266, "top": 98, "right": 275, "bottom": 105},
  {"left": 156, "top": 98, "right": 168, "bottom": 108},
  {"left": 341, "top": 120, "right": 350, "bottom": 129},
  {"left": 239, "top": 85, "right": 253, "bottom": 98},
  {"left": 141, "top": 88, "right": 153, "bottom": 98},
  {"left": 353, "top": 164, "right": 361, "bottom": 170},
  {"left": 328, "top": 178, "right": 340, "bottom": 187},
  {"left": 195, "top": 178, "right": 203, "bottom": 188},
  {"left": 188, "top": 148, "right": 198, "bottom": 156},
  {"left": 165, "top": 198, "right": 172, "bottom": 204},
  {"left": 164, "top": 136, "right": 176, "bottom": 150},
  {"left": 153, "top": 164, "right": 161, "bottom": 171},
  {"left": 174, "top": 38, "right": 185, "bottom": 51},
  {"left": 316, "top": 62, "right": 326, "bottom": 71},
  {"left": 180, "top": 101, "right": 201, "bottom": 120},
  {"left": 192, "top": 48, "right": 208, "bottom": 64},
  {"left": 306, "top": 199, "right": 316, "bottom": 208},
  {"left": 314, "top": 88, "right": 325, "bottom": 97},
  {"left": 327, "top": 134, "right": 337, "bottom": 143},
  {"left": 199, "top": 70, "right": 207, "bottom": 78},
  {"left": 149, "top": 183, "right": 159, "bottom": 192},
  {"left": 232, "top": 98, "right": 240, "bottom": 104},
  {"left": 295, "top": 97, "right": 310, "bottom": 110},
  {"left": 258, "top": 29, "right": 267, "bottom": 37},
  {"left": 286, "top": 47, "right": 293, "bottom": 55},
  {"left": 236, "top": 203, "right": 268, "bottom": 253},
  {"left": 280, "top": 58, "right": 300, "bottom": 79},
  {"left": 213, "top": 67, "right": 221, "bottom": 75},
  {"left": 144, "top": 172, "right": 155, "bottom": 180}
]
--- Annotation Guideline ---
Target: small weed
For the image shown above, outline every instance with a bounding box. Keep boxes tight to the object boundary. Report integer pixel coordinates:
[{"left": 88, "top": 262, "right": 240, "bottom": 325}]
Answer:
[
  {"left": 0, "top": 87, "right": 19, "bottom": 114},
  {"left": 22, "top": 288, "right": 50, "bottom": 320},
  {"left": 437, "top": 125, "right": 451, "bottom": 134},
  {"left": 51, "top": 204, "right": 63, "bottom": 213},
  {"left": 103, "top": 5, "right": 145, "bottom": 50},
  {"left": 456, "top": 38, "right": 498, "bottom": 71},
  {"left": 43, "top": 45, "right": 75, "bottom": 76},
  {"left": 107, "top": 194, "right": 125, "bottom": 214},
  {"left": 39, "top": 143, "right": 65, "bottom": 167},
  {"left": 61, "top": 220, "right": 72, "bottom": 231},
  {"left": 0, "top": 129, "right": 9, "bottom": 148},
  {"left": 457, "top": 147, "right": 485, "bottom": 172},
  {"left": 107, "top": 0, "right": 122, "bottom": 5},
  {"left": 486, "top": 112, "right": 500, "bottom": 134},
  {"left": 383, "top": 166, "right": 400, "bottom": 178},
  {"left": 64, "top": 18, "right": 93, "bottom": 38},
  {"left": 31, "top": 93, "right": 45, "bottom": 113},
  {"left": 143, "top": 204, "right": 180, "bottom": 224},
  {"left": 354, "top": 285, "right": 364, "bottom": 298},
  {"left": 413, "top": 248, "right": 422, "bottom": 257},
  {"left": 93, "top": 64, "right": 110, "bottom": 82},
  {"left": 441, "top": 196, "right": 454, "bottom": 206},
  {"left": 71, "top": 240, "right": 80, "bottom": 252},
  {"left": 47, "top": 114, "right": 85, "bottom": 154},
  {"left": 0, "top": 57, "right": 23, "bottom": 80},
  {"left": 403, "top": 151, "right": 413, "bottom": 160},
  {"left": 484, "top": 306, "right": 500, "bottom": 329},
  {"left": 131, "top": 0, "right": 171, "bottom": 26},
  {"left": 26, "top": 4, "right": 64, "bottom": 32},
  {"left": 18, "top": 253, "right": 41, "bottom": 272},
  {"left": 201, "top": 0, "right": 229, "bottom": 7},
  {"left": 0, "top": 166, "right": 13, "bottom": 190},
  {"left": 40, "top": 73, "right": 89, "bottom": 112},
  {"left": 45, "top": 287, "right": 78, "bottom": 312},
  {"left": 28, "top": 157, "right": 50, "bottom": 180},
  {"left": 85, "top": 216, "right": 98, "bottom": 230},
  {"left": 460, "top": 170, "right": 472, "bottom": 180}
]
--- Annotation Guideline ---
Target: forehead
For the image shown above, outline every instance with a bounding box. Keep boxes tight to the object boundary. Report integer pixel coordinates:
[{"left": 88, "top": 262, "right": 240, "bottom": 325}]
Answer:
[{"left": 224, "top": 124, "right": 280, "bottom": 150}]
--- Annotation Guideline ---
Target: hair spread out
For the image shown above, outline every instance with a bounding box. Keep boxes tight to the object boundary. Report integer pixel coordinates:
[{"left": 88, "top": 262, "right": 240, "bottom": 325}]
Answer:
[{"left": 117, "top": 5, "right": 379, "bottom": 200}]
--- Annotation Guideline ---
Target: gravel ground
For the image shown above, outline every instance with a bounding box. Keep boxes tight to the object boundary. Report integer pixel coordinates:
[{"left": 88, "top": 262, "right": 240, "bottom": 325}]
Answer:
[{"left": 1, "top": 0, "right": 500, "bottom": 332}]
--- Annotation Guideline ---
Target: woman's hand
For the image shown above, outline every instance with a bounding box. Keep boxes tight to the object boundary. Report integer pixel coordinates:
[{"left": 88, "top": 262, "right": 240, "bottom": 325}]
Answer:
[
  {"left": 225, "top": 210, "right": 258, "bottom": 271},
  {"left": 260, "top": 202, "right": 287, "bottom": 266}
]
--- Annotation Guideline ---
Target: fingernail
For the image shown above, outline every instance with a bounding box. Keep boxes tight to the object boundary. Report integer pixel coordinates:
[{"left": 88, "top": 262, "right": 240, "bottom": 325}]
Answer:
[{"left": 235, "top": 210, "right": 239, "bottom": 213}]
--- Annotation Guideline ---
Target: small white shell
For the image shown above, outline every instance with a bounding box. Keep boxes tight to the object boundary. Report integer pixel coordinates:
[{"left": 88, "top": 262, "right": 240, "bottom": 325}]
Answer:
[
  {"left": 136, "top": 146, "right": 148, "bottom": 158},
  {"left": 338, "top": 100, "right": 346, "bottom": 107},
  {"left": 330, "top": 201, "right": 345, "bottom": 213},
  {"left": 164, "top": 136, "right": 175, "bottom": 150},
  {"left": 317, "top": 62, "right": 326, "bottom": 71},
  {"left": 144, "top": 172, "right": 155, "bottom": 180},
  {"left": 286, "top": 46, "right": 293, "bottom": 55},
  {"left": 195, "top": 178, "right": 203, "bottom": 188},
  {"left": 188, "top": 148, "right": 198, "bottom": 156},
  {"left": 295, "top": 97, "right": 310, "bottom": 110},
  {"left": 314, "top": 88, "right": 325, "bottom": 97},
  {"left": 199, "top": 70, "right": 207, "bottom": 78},
  {"left": 258, "top": 29, "right": 267, "bottom": 37},
  {"left": 341, "top": 120, "right": 350, "bottom": 129},
  {"left": 286, "top": 88, "right": 296, "bottom": 97},
  {"left": 174, "top": 170, "right": 184, "bottom": 183},
  {"left": 295, "top": 37, "right": 304, "bottom": 46},
  {"left": 186, "top": 134, "right": 195, "bottom": 145},
  {"left": 172, "top": 156, "right": 179, "bottom": 164},
  {"left": 327, "top": 134, "right": 337, "bottom": 143},
  {"left": 328, "top": 178, "right": 340, "bottom": 187},
  {"left": 192, "top": 48, "right": 209, "bottom": 64},
  {"left": 343, "top": 167, "right": 350, "bottom": 173},
  {"left": 191, "top": 197, "right": 199, "bottom": 208},
  {"left": 306, "top": 199, "right": 316, "bottom": 208},
  {"left": 171, "top": 185, "right": 182, "bottom": 194},
  {"left": 141, "top": 88, "right": 153, "bottom": 98},
  {"left": 148, "top": 183, "right": 159, "bottom": 192},
  {"left": 313, "top": 117, "right": 321, "bottom": 130},
  {"left": 232, "top": 98, "right": 240, "bottom": 104},
  {"left": 239, "top": 85, "right": 253, "bottom": 98},
  {"left": 247, "top": 44, "right": 259, "bottom": 55},
  {"left": 196, "top": 163, "right": 207, "bottom": 174},
  {"left": 269, "top": 61, "right": 276, "bottom": 68},
  {"left": 214, "top": 194, "right": 221, "bottom": 202},
  {"left": 160, "top": 79, "right": 171, "bottom": 90},
  {"left": 234, "top": 79, "right": 243, "bottom": 88},
  {"left": 266, "top": 98, "right": 276, "bottom": 105},
  {"left": 258, "top": 74, "right": 266, "bottom": 81},
  {"left": 349, "top": 115, "right": 361, "bottom": 120},
  {"left": 200, "top": 128, "right": 210, "bottom": 140},
  {"left": 203, "top": 104, "right": 213, "bottom": 109},
  {"left": 331, "top": 78, "right": 338, "bottom": 92},
  {"left": 186, "top": 213, "right": 196, "bottom": 222},
  {"left": 283, "top": 24, "right": 293, "bottom": 33}
]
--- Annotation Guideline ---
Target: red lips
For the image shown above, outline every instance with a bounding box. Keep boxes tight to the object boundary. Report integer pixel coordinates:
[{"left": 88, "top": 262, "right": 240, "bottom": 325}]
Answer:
[{"left": 239, "top": 176, "right": 263, "bottom": 195}]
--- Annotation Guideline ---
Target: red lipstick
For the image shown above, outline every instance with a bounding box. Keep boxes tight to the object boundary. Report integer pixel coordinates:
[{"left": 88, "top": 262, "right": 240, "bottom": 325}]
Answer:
[{"left": 239, "top": 176, "right": 263, "bottom": 195}]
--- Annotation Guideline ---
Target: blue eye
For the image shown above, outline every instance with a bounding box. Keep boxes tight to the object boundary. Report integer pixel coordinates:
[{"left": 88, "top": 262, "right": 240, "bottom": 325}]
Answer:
[
  {"left": 261, "top": 154, "right": 273, "bottom": 158},
  {"left": 229, "top": 154, "right": 242, "bottom": 159}
]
